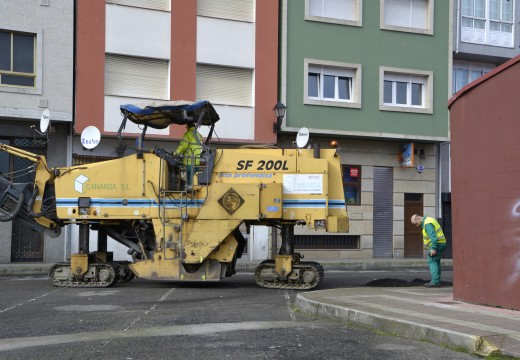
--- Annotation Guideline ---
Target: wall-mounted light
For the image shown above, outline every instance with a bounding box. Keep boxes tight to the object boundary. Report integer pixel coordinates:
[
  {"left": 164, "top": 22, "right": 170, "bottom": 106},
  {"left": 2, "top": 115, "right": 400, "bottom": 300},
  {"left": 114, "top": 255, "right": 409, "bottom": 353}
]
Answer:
[{"left": 273, "top": 102, "right": 287, "bottom": 133}]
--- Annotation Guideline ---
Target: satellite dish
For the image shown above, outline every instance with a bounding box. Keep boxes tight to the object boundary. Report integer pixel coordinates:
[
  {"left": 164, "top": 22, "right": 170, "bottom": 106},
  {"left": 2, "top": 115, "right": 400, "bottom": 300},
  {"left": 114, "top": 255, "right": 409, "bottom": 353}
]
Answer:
[
  {"left": 296, "top": 127, "right": 310, "bottom": 148},
  {"left": 40, "top": 109, "right": 50, "bottom": 133},
  {"left": 81, "top": 126, "right": 101, "bottom": 150}
]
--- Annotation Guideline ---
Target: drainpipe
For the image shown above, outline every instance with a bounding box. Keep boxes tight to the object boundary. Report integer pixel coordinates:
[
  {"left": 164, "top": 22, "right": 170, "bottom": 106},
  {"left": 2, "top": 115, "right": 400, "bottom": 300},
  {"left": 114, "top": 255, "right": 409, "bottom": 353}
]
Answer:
[
  {"left": 64, "top": 0, "right": 78, "bottom": 261},
  {"left": 436, "top": 143, "right": 442, "bottom": 220},
  {"left": 455, "top": 0, "right": 460, "bottom": 54}
]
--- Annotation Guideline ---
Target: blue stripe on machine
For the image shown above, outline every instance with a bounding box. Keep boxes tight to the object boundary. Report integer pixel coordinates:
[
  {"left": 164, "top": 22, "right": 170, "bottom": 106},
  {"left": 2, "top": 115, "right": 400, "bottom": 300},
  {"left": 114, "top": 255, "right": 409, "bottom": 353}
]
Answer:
[
  {"left": 56, "top": 198, "right": 204, "bottom": 208},
  {"left": 282, "top": 199, "right": 326, "bottom": 208},
  {"left": 328, "top": 199, "right": 347, "bottom": 208}
]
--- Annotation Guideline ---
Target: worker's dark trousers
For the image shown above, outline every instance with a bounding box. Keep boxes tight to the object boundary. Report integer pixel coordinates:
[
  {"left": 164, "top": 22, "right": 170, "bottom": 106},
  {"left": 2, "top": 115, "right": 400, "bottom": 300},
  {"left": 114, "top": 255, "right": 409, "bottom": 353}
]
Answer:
[{"left": 427, "top": 243, "right": 447, "bottom": 285}]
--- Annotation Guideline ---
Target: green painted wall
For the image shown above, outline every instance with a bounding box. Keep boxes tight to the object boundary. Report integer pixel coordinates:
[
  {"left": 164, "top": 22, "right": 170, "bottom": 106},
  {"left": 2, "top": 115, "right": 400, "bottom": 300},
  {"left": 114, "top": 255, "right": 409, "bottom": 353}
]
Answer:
[{"left": 284, "top": 1, "right": 450, "bottom": 140}]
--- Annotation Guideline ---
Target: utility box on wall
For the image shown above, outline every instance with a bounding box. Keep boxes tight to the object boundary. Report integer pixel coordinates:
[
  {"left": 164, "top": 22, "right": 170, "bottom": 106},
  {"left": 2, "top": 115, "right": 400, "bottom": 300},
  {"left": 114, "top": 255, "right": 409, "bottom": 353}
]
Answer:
[{"left": 449, "top": 55, "right": 520, "bottom": 310}]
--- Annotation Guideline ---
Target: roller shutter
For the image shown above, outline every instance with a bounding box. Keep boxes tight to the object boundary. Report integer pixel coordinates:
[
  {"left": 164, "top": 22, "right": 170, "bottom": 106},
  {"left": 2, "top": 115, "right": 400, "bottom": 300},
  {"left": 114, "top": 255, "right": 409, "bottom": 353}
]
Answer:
[
  {"left": 441, "top": 193, "right": 453, "bottom": 259},
  {"left": 105, "top": 54, "right": 168, "bottom": 100},
  {"left": 197, "top": 0, "right": 254, "bottom": 22},
  {"left": 106, "top": 0, "right": 170, "bottom": 11},
  {"left": 373, "top": 167, "right": 394, "bottom": 258},
  {"left": 196, "top": 64, "right": 253, "bottom": 107}
]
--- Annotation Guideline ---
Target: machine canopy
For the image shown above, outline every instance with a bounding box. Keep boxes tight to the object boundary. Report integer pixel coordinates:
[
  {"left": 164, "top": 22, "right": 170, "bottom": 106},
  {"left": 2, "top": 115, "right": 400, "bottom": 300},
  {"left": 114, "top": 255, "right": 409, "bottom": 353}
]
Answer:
[{"left": 120, "top": 100, "right": 220, "bottom": 130}]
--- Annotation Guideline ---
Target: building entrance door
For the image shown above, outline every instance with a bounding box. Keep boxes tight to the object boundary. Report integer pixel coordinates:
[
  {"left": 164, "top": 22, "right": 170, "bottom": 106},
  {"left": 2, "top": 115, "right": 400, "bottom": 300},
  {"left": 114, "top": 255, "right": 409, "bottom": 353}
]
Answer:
[{"left": 404, "top": 193, "right": 423, "bottom": 258}]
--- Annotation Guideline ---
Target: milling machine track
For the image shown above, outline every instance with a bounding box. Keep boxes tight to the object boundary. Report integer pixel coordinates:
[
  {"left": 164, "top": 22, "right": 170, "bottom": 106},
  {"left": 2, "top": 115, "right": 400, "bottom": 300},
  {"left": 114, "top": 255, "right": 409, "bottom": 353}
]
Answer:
[
  {"left": 49, "top": 262, "right": 119, "bottom": 288},
  {"left": 254, "top": 260, "right": 324, "bottom": 290}
]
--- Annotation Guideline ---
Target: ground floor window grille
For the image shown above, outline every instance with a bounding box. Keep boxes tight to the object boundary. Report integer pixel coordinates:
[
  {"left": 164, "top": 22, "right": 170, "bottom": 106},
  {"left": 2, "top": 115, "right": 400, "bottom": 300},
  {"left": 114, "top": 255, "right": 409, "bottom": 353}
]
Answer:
[
  {"left": 72, "top": 154, "right": 116, "bottom": 166},
  {"left": 294, "top": 235, "right": 360, "bottom": 249}
]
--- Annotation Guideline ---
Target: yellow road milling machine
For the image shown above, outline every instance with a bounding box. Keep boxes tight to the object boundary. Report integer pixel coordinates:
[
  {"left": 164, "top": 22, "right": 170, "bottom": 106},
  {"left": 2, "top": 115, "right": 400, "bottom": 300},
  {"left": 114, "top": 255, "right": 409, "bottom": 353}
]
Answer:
[{"left": 0, "top": 100, "right": 349, "bottom": 289}]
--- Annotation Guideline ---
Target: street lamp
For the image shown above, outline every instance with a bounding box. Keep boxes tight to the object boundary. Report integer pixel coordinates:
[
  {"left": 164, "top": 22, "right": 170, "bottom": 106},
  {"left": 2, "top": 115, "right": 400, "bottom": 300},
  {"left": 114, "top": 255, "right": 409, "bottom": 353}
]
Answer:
[{"left": 273, "top": 102, "right": 287, "bottom": 133}]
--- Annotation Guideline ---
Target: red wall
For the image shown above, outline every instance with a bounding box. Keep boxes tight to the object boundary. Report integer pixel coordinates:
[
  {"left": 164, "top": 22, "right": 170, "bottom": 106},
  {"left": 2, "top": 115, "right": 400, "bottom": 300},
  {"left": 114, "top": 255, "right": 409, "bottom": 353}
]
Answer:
[
  {"left": 254, "top": 0, "right": 279, "bottom": 144},
  {"left": 75, "top": 0, "right": 105, "bottom": 135},
  {"left": 75, "top": 1, "right": 279, "bottom": 144},
  {"left": 449, "top": 56, "right": 520, "bottom": 310}
]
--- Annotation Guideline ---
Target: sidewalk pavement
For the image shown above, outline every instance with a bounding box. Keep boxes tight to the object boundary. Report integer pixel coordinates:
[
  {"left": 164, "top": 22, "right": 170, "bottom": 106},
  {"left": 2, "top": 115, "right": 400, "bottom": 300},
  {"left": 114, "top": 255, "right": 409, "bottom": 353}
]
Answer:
[
  {"left": 296, "top": 286, "right": 520, "bottom": 358},
  {"left": 6, "top": 259, "right": 519, "bottom": 357}
]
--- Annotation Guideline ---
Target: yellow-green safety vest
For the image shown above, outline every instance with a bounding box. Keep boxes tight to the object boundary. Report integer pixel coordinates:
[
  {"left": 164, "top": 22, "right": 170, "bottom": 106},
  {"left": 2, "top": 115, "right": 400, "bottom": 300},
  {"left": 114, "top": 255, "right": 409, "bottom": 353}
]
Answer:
[
  {"left": 175, "top": 129, "right": 203, "bottom": 165},
  {"left": 422, "top": 217, "right": 446, "bottom": 249}
]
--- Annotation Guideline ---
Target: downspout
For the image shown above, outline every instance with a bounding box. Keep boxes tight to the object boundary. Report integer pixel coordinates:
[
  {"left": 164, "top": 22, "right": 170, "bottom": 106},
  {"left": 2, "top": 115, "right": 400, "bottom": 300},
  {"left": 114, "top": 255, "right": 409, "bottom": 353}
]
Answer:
[
  {"left": 65, "top": 0, "right": 78, "bottom": 260},
  {"left": 455, "top": 0, "right": 460, "bottom": 54},
  {"left": 436, "top": 143, "right": 442, "bottom": 220}
]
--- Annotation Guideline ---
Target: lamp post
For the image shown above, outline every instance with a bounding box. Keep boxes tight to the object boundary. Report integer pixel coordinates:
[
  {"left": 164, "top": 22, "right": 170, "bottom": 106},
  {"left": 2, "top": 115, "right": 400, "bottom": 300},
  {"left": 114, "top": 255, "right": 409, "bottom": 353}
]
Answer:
[{"left": 273, "top": 102, "right": 286, "bottom": 133}]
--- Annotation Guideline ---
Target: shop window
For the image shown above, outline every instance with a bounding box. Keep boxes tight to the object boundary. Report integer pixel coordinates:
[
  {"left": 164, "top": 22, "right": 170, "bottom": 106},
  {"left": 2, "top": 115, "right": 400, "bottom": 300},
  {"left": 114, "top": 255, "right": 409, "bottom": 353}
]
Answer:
[{"left": 343, "top": 165, "right": 361, "bottom": 205}]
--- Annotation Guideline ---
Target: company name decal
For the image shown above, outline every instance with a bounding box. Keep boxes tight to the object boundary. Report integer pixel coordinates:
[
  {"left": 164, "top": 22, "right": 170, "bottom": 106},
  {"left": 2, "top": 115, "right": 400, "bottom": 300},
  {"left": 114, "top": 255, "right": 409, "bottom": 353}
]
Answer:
[
  {"left": 74, "top": 174, "right": 129, "bottom": 194},
  {"left": 219, "top": 173, "right": 273, "bottom": 178}
]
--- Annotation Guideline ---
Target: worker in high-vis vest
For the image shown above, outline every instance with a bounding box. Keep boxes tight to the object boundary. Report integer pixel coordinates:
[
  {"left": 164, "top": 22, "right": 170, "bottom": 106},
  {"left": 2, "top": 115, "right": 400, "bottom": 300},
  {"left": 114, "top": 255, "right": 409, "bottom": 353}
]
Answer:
[
  {"left": 175, "top": 123, "right": 203, "bottom": 188},
  {"left": 411, "top": 214, "right": 447, "bottom": 288}
]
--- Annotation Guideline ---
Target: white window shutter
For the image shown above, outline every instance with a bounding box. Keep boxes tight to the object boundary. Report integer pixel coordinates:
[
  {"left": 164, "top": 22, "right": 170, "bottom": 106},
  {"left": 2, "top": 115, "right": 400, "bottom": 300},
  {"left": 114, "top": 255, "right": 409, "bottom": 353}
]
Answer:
[
  {"left": 385, "top": 0, "right": 411, "bottom": 27},
  {"left": 197, "top": 0, "right": 254, "bottom": 22},
  {"left": 106, "top": 0, "right": 170, "bottom": 11},
  {"left": 105, "top": 55, "right": 168, "bottom": 99},
  {"left": 324, "top": 0, "right": 356, "bottom": 21},
  {"left": 411, "top": 0, "right": 427, "bottom": 29},
  {"left": 309, "top": 0, "right": 356, "bottom": 21},
  {"left": 196, "top": 64, "right": 253, "bottom": 107}
]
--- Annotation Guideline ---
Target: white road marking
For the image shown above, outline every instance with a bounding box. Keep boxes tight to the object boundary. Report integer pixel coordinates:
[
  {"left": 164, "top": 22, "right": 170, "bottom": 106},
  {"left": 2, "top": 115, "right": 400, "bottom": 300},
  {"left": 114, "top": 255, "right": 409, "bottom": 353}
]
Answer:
[
  {"left": 0, "top": 289, "right": 61, "bottom": 314},
  {"left": 124, "top": 287, "right": 176, "bottom": 331},
  {"left": 0, "top": 321, "right": 322, "bottom": 352},
  {"left": 284, "top": 290, "right": 296, "bottom": 321}
]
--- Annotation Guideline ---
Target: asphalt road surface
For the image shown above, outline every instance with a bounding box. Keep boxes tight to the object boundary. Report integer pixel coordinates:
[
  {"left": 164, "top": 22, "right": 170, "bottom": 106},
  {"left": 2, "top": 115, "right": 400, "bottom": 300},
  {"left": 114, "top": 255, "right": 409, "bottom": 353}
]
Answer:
[{"left": 0, "top": 269, "right": 478, "bottom": 360}]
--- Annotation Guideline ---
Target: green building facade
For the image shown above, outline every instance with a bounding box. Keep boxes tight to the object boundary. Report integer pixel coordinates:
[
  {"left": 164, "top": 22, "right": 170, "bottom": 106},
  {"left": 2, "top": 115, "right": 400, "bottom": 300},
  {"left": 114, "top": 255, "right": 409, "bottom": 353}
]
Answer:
[{"left": 279, "top": 0, "right": 451, "bottom": 259}]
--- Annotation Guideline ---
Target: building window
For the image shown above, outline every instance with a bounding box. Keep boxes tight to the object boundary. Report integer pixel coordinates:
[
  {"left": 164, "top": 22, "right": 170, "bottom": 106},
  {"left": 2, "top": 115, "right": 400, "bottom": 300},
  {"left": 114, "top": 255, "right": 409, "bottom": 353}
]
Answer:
[
  {"left": 343, "top": 165, "right": 361, "bottom": 205},
  {"left": 304, "top": 59, "right": 361, "bottom": 109},
  {"left": 105, "top": 54, "right": 168, "bottom": 100},
  {"left": 0, "top": 31, "right": 36, "bottom": 88},
  {"left": 461, "top": 0, "right": 514, "bottom": 47},
  {"left": 452, "top": 61, "right": 495, "bottom": 94},
  {"left": 306, "top": 0, "right": 363, "bottom": 27},
  {"left": 380, "top": 66, "right": 433, "bottom": 114},
  {"left": 381, "top": 0, "right": 434, "bottom": 35},
  {"left": 196, "top": 64, "right": 253, "bottom": 107}
]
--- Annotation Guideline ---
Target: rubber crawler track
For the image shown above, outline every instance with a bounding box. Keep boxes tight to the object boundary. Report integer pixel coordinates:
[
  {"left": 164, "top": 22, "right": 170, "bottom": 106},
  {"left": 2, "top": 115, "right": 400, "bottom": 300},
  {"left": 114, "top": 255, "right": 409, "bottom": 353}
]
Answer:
[
  {"left": 255, "top": 260, "right": 324, "bottom": 290},
  {"left": 49, "top": 262, "right": 118, "bottom": 288}
]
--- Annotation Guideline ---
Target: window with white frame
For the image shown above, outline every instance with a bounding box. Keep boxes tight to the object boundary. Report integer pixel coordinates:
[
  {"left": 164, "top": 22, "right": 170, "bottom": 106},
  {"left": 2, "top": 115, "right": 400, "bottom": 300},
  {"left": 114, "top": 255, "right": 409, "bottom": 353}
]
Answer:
[
  {"left": 381, "top": 0, "right": 434, "bottom": 34},
  {"left": 306, "top": 0, "right": 362, "bottom": 26},
  {"left": 0, "top": 30, "right": 36, "bottom": 88},
  {"left": 305, "top": 59, "right": 361, "bottom": 108},
  {"left": 380, "top": 67, "right": 433, "bottom": 113},
  {"left": 461, "top": 0, "right": 514, "bottom": 47},
  {"left": 452, "top": 61, "right": 495, "bottom": 94}
]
